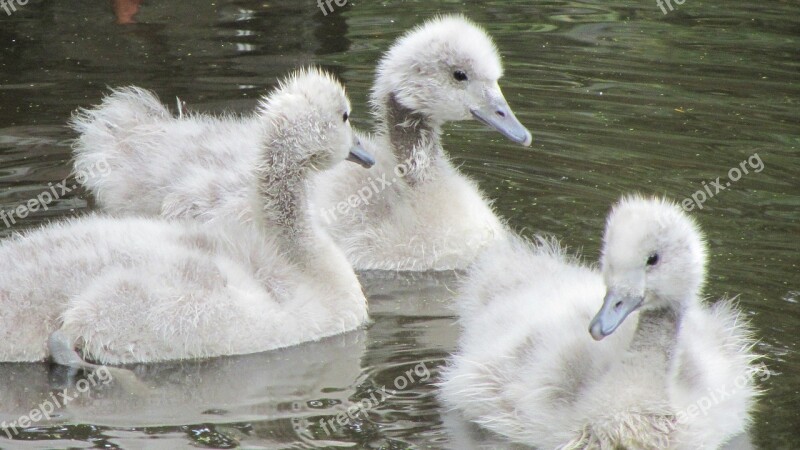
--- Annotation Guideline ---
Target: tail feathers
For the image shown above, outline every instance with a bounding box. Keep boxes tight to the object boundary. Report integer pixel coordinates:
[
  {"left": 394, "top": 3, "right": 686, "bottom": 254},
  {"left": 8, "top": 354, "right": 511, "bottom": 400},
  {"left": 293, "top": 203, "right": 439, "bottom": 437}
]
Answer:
[
  {"left": 70, "top": 87, "right": 170, "bottom": 163},
  {"left": 455, "top": 234, "right": 580, "bottom": 320},
  {"left": 70, "top": 87, "right": 170, "bottom": 198},
  {"left": 70, "top": 86, "right": 169, "bottom": 139}
]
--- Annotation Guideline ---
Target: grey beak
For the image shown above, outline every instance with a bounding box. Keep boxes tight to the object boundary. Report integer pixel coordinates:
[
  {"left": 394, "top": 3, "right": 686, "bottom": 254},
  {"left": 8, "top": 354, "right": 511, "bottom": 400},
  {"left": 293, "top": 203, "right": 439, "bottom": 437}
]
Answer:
[
  {"left": 470, "top": 93, "right": 532, "bottom": 147},
  {"left": 589, "top": 288, "right": 643, "bottom": 341},
  {"left": 346, "top": 138, "right": 375, "bottom": 169}
]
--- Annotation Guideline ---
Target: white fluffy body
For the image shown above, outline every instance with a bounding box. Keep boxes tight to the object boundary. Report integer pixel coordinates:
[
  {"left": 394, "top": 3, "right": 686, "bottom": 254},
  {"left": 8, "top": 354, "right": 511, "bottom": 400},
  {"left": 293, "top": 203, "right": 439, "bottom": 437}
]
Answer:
[
  {"left": 0, "top": 69, "right": 368, "bottom": 364},
  {"left": 440, "top": 196, "right": 760, "bottom": 449},
  {"left": 71, "top": 16, "right": 522, "bottom": 271},
  {"left": 71, "top": 70, "right": 353, "bottom": 225},
  {"left": 313, "top": 15, "right": 515, "bottom": 271}
]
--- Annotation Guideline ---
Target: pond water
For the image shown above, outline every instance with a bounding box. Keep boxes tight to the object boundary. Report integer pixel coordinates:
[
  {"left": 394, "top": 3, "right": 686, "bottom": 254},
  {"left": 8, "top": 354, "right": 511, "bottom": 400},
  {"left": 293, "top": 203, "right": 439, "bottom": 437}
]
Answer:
[{"left": 0, "top": 0, "right": 798, "bottom": 448}]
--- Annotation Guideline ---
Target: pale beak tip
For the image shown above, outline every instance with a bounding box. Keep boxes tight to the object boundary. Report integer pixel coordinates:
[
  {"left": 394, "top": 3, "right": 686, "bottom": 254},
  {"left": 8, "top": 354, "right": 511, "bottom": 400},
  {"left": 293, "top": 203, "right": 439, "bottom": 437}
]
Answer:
[
  {"left": 589, "top": 321, "right": 606, "bottom": 341},
  {"left": 507, "top": 127, "right": 532, "bottom": 147},
  {"left": 520, "top": 130, "right": 533, "bottom": 147},
  {"left": 470, "top": 107, "right": 533, "bottom": 148}
]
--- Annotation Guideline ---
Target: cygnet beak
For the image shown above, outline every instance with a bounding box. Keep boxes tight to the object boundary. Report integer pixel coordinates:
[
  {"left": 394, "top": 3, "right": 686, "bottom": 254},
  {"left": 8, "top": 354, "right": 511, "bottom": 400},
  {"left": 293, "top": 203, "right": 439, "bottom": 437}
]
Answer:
[
  {"left": 470, "top": 85, "right": 532, "bottom": 147},
  {"left": 346, "top": 138, "right": 375, "bottom": 169},
  {"left": 589, "top": 288, "right": 643, "bottom": 341}
]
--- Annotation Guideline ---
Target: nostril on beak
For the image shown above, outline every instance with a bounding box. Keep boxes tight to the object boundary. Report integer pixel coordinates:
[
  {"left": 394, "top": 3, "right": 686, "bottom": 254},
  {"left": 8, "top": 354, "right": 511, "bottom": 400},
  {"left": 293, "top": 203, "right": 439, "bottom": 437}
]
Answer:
[
  {"left": 496, "top": 110, "right": 506, "bottom": 118},
  {"left": 614, "top": 301, "right": 623, "bottom": 309}
]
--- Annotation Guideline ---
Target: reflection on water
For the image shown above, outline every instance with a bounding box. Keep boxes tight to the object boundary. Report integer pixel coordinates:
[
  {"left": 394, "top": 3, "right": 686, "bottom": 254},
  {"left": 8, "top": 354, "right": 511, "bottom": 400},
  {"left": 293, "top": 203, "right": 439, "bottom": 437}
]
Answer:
[
  {"left": 112, "top": 0, "right": 143, "bottom": 24},
  {"left": 0, "top": 330, "right": 367, "bottom": 447},
  {"left": 0, "top": 0, "right": 798, "bottom": 448}
]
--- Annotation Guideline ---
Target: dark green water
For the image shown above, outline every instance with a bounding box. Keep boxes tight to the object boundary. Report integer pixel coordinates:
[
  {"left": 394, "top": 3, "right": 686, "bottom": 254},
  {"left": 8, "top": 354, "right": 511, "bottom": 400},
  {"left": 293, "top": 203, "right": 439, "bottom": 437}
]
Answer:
[{"left": 0, "top": 1, "right": 797, "bottom": 448}]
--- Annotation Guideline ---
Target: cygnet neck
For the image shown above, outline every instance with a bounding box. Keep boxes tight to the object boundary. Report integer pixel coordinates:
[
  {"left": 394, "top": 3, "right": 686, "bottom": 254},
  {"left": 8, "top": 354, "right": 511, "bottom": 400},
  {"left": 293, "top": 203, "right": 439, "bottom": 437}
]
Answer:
[
  {"left": 627, "top": 303, "right": 684, "bottom": 376},
  {"left": 256, "top": 148, "right": 316, "bottom": 260},
  {"left": 379, "top": 93, "right": 443, "bottom": 184}
]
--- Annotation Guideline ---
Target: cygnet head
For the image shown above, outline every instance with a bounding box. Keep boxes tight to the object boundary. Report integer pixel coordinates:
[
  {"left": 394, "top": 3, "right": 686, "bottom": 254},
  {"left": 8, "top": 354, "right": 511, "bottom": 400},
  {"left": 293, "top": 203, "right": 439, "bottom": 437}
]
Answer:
[
  {"left": 258, "top": 67, "right": 374, "bottom": 171},
  {"left": 372, "top": 15, "right": 532, "bottom": 146},
  {"left": 590, "top": 196, "right": 707, "bottom": 340}
]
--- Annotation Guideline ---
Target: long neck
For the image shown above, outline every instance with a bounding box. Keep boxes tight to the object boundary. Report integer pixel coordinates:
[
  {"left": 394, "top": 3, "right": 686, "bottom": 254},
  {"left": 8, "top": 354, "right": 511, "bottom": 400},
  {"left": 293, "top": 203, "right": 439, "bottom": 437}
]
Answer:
[
  {"left": 586, "top": 303, "right": 684, "bottom": 429},
  {"left": 627, "top": 305, "right": 683, "bottom": 376},
  {"left": 377, "top": 93, "right": 443, "bottom": 184},
  {"left": 256, "top": 156, "right": 315, "bottom": 261}
]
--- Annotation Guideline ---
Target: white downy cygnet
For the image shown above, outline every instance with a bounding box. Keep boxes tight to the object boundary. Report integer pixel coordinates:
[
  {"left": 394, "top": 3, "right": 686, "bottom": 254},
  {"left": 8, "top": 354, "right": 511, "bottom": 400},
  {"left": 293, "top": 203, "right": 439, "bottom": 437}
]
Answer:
[
  {"left": 314, "top": 15, "right": 531, "bottom": 271},
  {"left": 440, "top": 196, "right": 761, "bottom": 449},
  {"left": 0, "top": 69, "right": 373, "bottom": 365},
  {"left": 71, "top": 15, "right": 531, "bottom": 271}
]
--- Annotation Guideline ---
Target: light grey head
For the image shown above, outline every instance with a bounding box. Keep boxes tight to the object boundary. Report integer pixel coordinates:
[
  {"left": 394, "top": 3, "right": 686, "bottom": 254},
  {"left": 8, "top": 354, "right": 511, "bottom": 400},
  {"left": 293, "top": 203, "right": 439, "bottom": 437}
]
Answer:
[
  {"left": 590, "top": 196, "right": 707, "bottom": 340},
  {"left": 258, "top": 67, "right": 374, "bottom": 171},
  {"left": 372, "top": 15, "right": 532, "bottom": 146}
]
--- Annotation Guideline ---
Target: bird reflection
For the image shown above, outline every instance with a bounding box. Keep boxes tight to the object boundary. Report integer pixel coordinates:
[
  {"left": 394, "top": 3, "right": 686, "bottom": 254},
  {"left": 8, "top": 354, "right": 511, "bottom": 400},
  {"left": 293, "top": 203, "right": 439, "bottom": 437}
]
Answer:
[
  {"left": 112, "top": 0, "right": 143, "bottom": 24},
  {"left": 0, "top": 330, "right": 366, "bottom": 446}
]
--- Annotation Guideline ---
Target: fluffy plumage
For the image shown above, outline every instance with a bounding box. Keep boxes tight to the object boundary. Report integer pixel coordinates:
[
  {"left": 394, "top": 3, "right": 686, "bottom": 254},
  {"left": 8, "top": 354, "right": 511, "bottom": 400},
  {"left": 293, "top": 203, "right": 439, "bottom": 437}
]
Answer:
[
  {"left": 71, "top": 69, "right": 354, "bottom": 224},
  {"left": 0, "top": 69, "right": 368, "bottom": 364},
  {"left": 70, "top": 16, "right": 531, "bottom": 271},
  {"left": 440, "top": 196, "right": 760, "bottom": 449},
  {"left": 313, "top": 15, "right": 531, "bottom": 270}
]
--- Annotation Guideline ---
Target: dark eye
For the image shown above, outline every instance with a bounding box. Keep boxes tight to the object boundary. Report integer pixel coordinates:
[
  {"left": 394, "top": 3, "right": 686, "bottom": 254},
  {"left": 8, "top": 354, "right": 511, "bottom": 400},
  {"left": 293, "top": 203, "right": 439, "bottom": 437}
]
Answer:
[
  {"left": 646, "top": 254, "right": 659, "bottom": 266},
  {"left": 453, "top": 70, "right": 468, "bottom": 82},
  {"left": 342, "top": 112, "right": 349, "bottom": 122}
]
